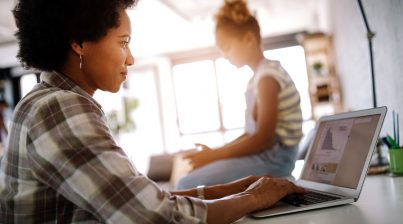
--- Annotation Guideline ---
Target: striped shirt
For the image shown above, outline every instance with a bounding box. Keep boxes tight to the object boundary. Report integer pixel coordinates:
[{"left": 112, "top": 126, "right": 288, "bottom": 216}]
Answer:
[
  {"left": 245, "top": 59, "right": 303, "bottom": 146},
  {"left": 0, "top": 71, "right": 207, "bottom": 223}
]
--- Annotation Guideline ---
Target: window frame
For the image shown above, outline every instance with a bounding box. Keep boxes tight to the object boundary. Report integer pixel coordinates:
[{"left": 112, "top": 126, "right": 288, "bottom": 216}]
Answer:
[{"left": 167, "top": 32, "right": 306, "bottom": 146}]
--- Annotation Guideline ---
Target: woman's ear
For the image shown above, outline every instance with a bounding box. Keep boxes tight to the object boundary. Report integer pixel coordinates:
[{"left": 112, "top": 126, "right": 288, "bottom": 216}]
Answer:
[{"left": 71, "top": 42, "right": 84, "bottom": 55}]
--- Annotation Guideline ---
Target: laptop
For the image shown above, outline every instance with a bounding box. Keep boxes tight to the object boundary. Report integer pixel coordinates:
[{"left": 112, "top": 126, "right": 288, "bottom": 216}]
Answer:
[{"left": 251, "top": 106, "right": 387, "bottom": 219}]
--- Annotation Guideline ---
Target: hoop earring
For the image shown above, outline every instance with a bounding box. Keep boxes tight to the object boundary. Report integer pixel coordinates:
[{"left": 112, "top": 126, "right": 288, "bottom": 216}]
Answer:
[{"left": 79, "top": 55, "right": 83, "bottom": 70}]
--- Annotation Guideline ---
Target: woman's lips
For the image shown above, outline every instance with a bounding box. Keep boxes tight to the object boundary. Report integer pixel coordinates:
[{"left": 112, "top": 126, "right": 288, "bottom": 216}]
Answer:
[{"left": 121, "top": 72, "right": 127, "bottom": 79}]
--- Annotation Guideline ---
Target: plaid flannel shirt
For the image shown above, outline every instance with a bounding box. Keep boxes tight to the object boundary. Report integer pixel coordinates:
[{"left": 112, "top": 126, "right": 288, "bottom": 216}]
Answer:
[{"left": 0, "top": 71, "right": 207, "bottom": 223}]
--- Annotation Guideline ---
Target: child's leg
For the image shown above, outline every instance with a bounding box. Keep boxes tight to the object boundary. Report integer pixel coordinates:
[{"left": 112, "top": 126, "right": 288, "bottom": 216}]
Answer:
[{"left": 175, "top": 144, "right": 298, "bottom": 189}]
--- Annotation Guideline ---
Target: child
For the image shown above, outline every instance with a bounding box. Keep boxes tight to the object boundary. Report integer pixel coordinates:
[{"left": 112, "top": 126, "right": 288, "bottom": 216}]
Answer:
[{"left": 177, "top": 0, "right": 303, "bottom": 189}]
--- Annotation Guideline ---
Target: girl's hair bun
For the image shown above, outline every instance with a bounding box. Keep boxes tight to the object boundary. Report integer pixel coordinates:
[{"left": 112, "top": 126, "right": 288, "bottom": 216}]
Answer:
[{"left": 215, "top": 0, "right": 251, "bottom": 25}]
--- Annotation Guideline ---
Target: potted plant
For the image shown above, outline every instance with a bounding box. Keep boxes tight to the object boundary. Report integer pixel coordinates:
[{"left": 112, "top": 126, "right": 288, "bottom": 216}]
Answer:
[{"left": 312, "top": 62, "right": 324, "bottom": 76}]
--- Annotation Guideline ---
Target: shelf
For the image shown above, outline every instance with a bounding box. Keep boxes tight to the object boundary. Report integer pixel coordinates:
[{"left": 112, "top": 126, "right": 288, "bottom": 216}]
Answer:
[{"left": 301, "top": 33, "right": 343, "bottom": 120}]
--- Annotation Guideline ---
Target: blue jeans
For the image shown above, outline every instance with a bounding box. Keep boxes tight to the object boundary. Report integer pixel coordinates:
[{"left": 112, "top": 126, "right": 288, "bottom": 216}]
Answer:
[{"left": 175, "top": 144, "right": 298, "bottom": 189}]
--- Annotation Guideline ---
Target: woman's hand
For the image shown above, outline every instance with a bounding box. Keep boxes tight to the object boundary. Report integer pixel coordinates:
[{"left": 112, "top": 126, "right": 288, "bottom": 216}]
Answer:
[
  {"left": 244, "top": 177, "right": 307, "bottom": 210},
  {"left": 206, "top": 175, "right": 272, "bottom": 199},
  {"left": 184, "top": 143, "right": 216, "bottom": 170},
  {"left": 205, "top": 177, "right": 306, "bottom": 224}
]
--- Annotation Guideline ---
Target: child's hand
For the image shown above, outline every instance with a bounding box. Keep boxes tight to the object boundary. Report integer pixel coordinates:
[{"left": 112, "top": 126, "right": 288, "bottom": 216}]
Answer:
[{"left": 184, "top": 143, "right": 215, "bottom": 169}]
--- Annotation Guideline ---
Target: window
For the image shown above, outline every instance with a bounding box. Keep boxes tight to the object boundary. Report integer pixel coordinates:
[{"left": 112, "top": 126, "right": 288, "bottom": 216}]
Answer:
[
  {"left": 20, "top": 73, "right": 38, "bottom": 98},
  {"left": 94, "top": 66, "right": 165, "bottom": 173},
  {"left": 172, "top": 59, "right": 252, "bottom": 149},
  {"left": 93, "top": 45, "right": 311, "bottom": 173},
  {"left": 216, "top": 58, "right": 253, "bottom": 129},
  {"left": 172, "top": 60, "right": 220, "bottom": 134},
  {"left": 171, "top": 45, "right": 311, "bottom": 150}
]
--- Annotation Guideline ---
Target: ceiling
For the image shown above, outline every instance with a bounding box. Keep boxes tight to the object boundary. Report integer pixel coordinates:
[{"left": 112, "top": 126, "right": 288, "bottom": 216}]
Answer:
[
  {"left": 130, "top": 0, "right": 328, "bottom": 57},
  {"left": 159, "top": 0, "right": 319, "bottom": 22},
  {"left": 156, "top": 0, "right": 327, "bottom": 37},
  {"left": 0, "top": 0, "right": 329, "bottom": 67}
]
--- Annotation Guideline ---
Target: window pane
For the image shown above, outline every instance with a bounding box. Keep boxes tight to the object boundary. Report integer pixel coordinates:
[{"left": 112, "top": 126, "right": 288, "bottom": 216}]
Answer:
[
  {"left": 20, "top": 74, "right": 38, "bottom": 97},
  {"left": 179, "top": 132, "right": 225, "bottom": 150},
  {"left": 122, "top": 68, "right": 165, "bottom": 172},
  {"left": 223, "top": 129, "right": 244, "bottom": 143},
  {"left": 216, "top": 58, "right": 253, "bottom": 129},
  {"left": 173, "top": 60, "right": 220, "bottom": 134},
  {"left": 93, "top": 68, "right": 164, "bottom": 173}
]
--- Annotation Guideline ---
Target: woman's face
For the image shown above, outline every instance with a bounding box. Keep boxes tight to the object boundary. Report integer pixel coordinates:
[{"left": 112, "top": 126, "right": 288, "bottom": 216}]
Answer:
[
  {"left": 215, "top": 29, "right": 251, "bottom": 68},
  {"left": 81, "top": 10, "right": 134, "bottom": 94}
]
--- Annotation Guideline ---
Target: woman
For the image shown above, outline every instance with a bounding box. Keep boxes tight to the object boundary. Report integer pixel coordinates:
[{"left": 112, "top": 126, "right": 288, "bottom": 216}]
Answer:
[
  {"left": 177, "top": 0, "right": 303, "bottom": 189},
  {"left": 0, "top": 0, "right": 305, "bottom": 223}
]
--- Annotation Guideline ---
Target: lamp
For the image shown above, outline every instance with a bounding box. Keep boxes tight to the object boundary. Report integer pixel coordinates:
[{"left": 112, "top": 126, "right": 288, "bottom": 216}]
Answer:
[
  {"left": 357, "top": 0, "right": 377, "bottom": 108},
  {"left": 357, "top": 0, "right": 389, "bottom": 168}
]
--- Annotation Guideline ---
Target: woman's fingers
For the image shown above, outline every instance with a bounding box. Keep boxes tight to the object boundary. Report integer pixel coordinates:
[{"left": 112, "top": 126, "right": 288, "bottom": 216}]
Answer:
[{"left": 245, "top": 177, "right": 307, "bottom": 210}]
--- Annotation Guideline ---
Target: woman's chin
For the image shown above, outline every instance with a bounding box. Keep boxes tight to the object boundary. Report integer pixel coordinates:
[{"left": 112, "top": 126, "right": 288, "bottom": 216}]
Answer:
[{"left": 104, "top": 85, "right": 121, "bottom": 93}]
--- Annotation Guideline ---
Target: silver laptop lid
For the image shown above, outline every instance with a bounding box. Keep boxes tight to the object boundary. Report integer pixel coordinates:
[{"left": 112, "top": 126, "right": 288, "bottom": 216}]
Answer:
[{"left": 297, "top": 107, "right": 387, "bottom": 199}]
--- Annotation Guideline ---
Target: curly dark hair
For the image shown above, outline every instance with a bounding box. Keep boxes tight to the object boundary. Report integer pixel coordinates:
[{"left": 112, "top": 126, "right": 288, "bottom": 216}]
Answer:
[{"left": 13, "top": 0, "right": 138, "bottom": 71}]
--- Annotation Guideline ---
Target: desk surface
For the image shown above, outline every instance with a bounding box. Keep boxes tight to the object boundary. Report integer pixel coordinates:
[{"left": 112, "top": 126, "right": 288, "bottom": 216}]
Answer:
[{"left": 238, "top": 175, "right": 403, "bottom": 224}]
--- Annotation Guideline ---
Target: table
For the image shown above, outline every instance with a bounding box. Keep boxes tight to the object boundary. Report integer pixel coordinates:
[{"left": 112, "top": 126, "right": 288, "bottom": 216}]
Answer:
[{"left": 238, "top": 175, "right": 403, "bottom": 224}]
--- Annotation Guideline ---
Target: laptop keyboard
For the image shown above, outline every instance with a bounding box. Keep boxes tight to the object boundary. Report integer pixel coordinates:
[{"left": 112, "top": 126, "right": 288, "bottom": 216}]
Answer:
[{"left": 281, "top": 192, "right": 342, "bottom": 207}]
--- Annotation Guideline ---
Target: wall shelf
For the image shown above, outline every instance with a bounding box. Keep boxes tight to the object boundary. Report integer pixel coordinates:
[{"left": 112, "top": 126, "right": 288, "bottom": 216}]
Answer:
[{"left": 300, "top": 33, "right": 343, "bottom": 120}]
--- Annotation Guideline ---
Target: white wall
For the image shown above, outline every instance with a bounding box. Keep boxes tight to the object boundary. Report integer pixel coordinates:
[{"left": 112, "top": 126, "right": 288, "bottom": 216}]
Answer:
[
  {"left": 329, "top": 0, "right": 403, "bottom": 138},
  {"left": 0, "top": 43, "right": 18, "bottom": 68}
]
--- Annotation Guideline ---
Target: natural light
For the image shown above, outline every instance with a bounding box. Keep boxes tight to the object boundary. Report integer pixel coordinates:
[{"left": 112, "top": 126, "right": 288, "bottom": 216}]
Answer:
[
  {"left": 15, "top": 1, "right": 317, "bottom": 175},
  {"left": 18, "top": 45, "right": 314, "bottom": 175}
]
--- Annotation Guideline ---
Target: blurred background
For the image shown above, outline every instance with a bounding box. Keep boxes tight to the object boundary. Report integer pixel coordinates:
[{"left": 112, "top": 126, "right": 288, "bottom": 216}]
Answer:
[{"left": 0, "top": 0, "right": 402, "bottom": 174}]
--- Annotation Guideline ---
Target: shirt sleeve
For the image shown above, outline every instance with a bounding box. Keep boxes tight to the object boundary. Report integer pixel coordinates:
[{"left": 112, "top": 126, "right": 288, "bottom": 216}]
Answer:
[
  {"left": 26, "top": 92, "right": 207, "bottom": 224},
  {"left": 253, "top": 60, "right": 288, "bottom": 90}
]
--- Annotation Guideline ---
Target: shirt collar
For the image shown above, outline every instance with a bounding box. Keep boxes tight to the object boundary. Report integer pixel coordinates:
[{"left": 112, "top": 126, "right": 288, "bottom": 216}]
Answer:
[
  {"left": 39, "top": 71, "right": 102, "bottom": 108},
  {"left": 254, "top": 58, "right": 269, "bottom": 72}
]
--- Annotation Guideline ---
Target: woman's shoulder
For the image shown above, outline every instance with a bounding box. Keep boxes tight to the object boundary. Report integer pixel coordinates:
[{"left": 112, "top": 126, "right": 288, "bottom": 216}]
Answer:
[{"left": 17, "top": 85, "right": 101, "bottom": 118}]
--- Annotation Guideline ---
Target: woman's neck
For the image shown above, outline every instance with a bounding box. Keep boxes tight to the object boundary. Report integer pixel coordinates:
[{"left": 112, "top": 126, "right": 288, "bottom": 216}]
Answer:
[{"left": 59, "top": 64, "right": 95, "bottom": 96}]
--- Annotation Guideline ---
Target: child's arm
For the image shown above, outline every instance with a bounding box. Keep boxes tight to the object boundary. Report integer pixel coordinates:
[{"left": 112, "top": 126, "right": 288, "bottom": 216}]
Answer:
[
  {"left": 186, "top": 76, "right": 280, "bottom": 169},
  {"left": 215, "top": 76, "right": 280, "bottom": 157}
]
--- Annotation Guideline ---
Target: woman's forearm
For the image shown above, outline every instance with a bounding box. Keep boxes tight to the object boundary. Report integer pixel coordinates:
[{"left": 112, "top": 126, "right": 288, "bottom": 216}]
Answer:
[
  {"left": 173, "top": 177, "right": 307, "bottom": 223},
  {"left": 171, "top": 188, "right": 258, "bottom": 223},
  {"left": 171, "top": 183, "right": 234, "bottom": 199},
  {"left": 205, "top": 192, "right": 256, "bottom": 224}
]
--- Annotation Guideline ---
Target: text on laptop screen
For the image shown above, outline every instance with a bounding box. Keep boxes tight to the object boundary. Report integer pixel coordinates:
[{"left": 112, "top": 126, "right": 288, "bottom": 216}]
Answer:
[{"left": 300, "top": 114, "right": 381, "bottom": 189}]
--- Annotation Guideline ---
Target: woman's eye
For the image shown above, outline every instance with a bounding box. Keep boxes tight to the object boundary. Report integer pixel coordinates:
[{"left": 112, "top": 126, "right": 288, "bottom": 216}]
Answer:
[{"left": 121, "top": 41, "right": 129, "bottom": 48}]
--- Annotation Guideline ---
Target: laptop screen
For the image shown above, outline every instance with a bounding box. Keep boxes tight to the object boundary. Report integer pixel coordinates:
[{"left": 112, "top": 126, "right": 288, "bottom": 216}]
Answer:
[{"left": 300, "top": 114, "right": 381, "bottom": 189}]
